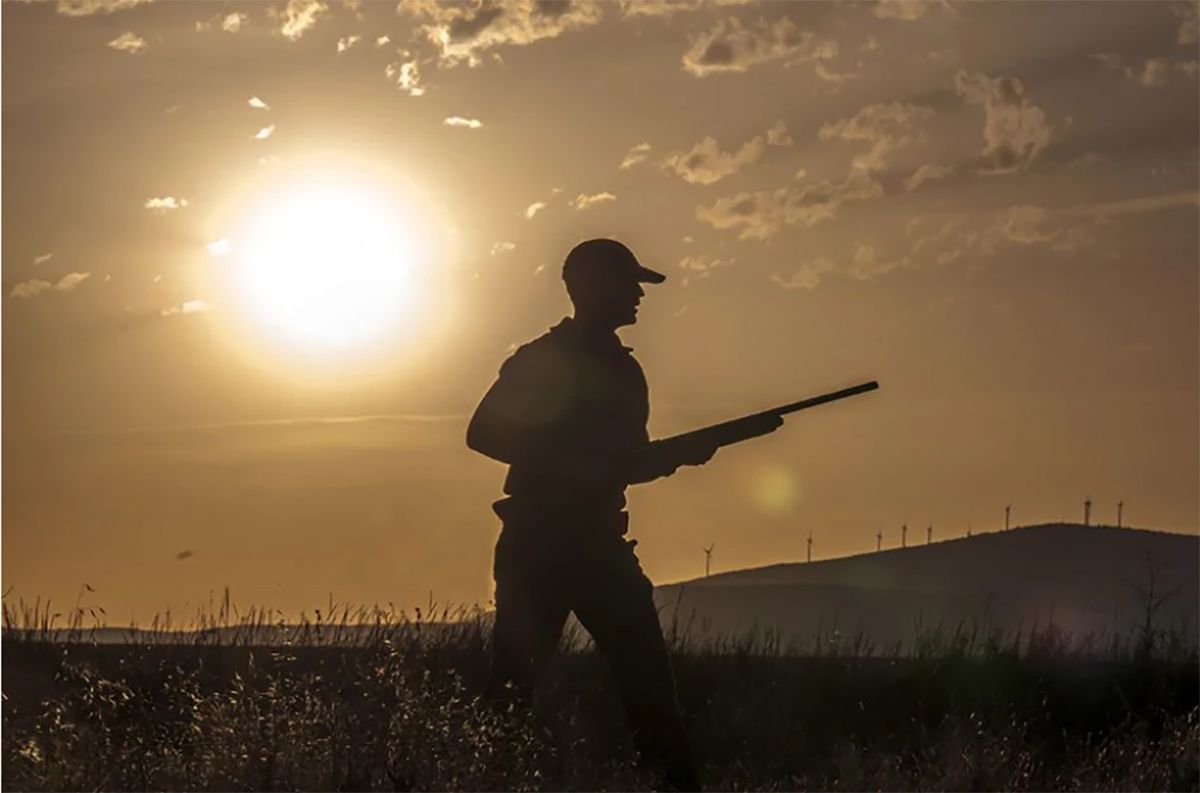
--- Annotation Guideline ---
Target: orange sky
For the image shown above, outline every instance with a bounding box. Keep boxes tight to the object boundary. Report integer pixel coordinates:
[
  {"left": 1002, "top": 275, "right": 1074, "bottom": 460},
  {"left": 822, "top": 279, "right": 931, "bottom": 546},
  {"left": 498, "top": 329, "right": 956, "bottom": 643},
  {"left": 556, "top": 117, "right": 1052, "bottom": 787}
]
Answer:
[{"left": 3, "top": 0, "right": 1197, "bottom": 623}]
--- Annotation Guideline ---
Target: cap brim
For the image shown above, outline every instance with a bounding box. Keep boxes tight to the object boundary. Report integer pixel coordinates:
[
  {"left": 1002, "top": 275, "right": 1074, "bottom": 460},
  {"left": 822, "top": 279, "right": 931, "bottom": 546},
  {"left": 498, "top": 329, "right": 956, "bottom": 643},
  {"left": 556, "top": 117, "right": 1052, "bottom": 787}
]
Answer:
[{"left": 635, "top": 265, "right": 666, "bottom": 284}]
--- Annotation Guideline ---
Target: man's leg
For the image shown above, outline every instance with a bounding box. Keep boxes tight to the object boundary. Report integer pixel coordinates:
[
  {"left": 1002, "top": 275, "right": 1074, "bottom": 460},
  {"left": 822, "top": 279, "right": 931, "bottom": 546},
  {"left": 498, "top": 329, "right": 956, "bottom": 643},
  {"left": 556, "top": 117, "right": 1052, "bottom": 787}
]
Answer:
[
  {"left": 572, "top": 539, "right": 701, "bottom": 791},
  {"left": 486, "top": 528, "right": 571, "bottom": 706}
]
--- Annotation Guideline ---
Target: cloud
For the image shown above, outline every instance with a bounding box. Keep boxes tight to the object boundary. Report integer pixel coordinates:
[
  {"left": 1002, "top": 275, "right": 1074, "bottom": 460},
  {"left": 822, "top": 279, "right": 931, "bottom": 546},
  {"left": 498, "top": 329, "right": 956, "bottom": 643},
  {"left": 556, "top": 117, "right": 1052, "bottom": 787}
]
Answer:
[
  {"left": 107, "top": 32, "right": 148, "bottom": 53},
  {"left": 814, "top": 60, "right": 857, "bottom": 84},
  {"left": 524, "top": 201, "right": 547, "bottom": 219},
  {"left": 995, "top": 205, "right": 1059, "bottom": 245},
  {"left": 1092, "top": 52, "right": 1196, "bottom": 86},
  {"left": 570, "top": 191, "right": 617, "bottom": 210},
  {"left": 386, "top": 60, "right": 426, "bottom": 96},
  {"left": 846, "top": 244, "right": 911, "bottom": 280},
  {"left": 664, "top": 134, "right": 765, "bottom": 185},
  {"left": 1063, "top": 189, "right": 1199, "bottom": 218},
  {"left": 765, "top": 120, "right": 793, "bottom": 147},
  {"left": 275, "top": 0, "right": 327, "bottom": 41},
  {"left": 196, "top": 12, "right": 246, "bottom": 32},
  {"left": 770, "top": 257, "right": 836, "bottom": 290},
  {"left": 872, "top": 0, "right": 927, "bottom": 20},
  {"left": 663, "top": 121, "right": 789, "bottom": 185},
  {"left": 619, "top": 142, "right": 652, "bottom": 170},
  {"left": 1090, "top": 52, "right": 1134, "bottom": 80},
  {"left": 904, "top": 163, "right": 954, "bottom": 191},
  {"left": 490, "top": 241, "right": 516, "bottom": 255},
  {"left": 774, "top": 199, "right": 1114, "bottom": 291},
  {"left": 678, "top": 254, "right": 733, "bottom": 275},
  {"left": 206, "top": 238, "right": 231, "bottom": 256},
  {"left": 402, "top": 0, "right": 604, "bottom": 67},
  {"left": 954, "top": 69, "right": 1051, "bottom": 174},
  {"left": 1176, "top": 2, "right": 1199, "bottom": 45},
  {"left": 376, "top": 35, "right": 391, "bottom": 46},
  {"left": 10, "top": 272, "right": 91, "bottom": 298},
  {"left": 906, "top": 204, "right": 1108, "bottom": 269},
  {"left": 252, "top": 125, "right": 276, "bottom": 140},
  {"left": 144, "top": 196, "right": 188, "bottom": 212},
  {"left": 1140, "top": 58, "right": 1171, "bottom": 86},
  {"left": 248, "top": 96, "right": 270, "bottom": 110},
  {"left": 697, "top": 169, "right": 882, "bottom": 240},
  {"left": 444, "top": 116, "right": 483, "bottom": 128},
  {"left": 682, "top": 16, "right": 839, "bottom": 77},
  {"left": 337, "top": 35, "right": 361, "bottom": 52},
  {"left": 161, "top": 299, "right": 211, "bottom": 317},
  {"left": 818, "top": 101, "right": 932, "bottom": 173},
  {"left": 55, "top": 272, "right": 91, "bottom": 291},
  {"left": 34, "top": 252, "right": 54, "bottom": 265},
  {"left": 618, "top": 0, "right": 752, "bottom": 17},
  {"left": 56, "top": 0, "right": 151, "bottom": 16},
  {"left": 10, "top": 280, "right": 52, "bottom": 299}
]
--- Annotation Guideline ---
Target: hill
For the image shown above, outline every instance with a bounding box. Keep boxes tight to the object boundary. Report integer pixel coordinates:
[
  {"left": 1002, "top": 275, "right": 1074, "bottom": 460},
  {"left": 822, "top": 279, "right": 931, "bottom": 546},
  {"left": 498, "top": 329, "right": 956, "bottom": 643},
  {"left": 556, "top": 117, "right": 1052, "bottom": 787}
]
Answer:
[{"left": 654, "top": 523, "right": 1199, "bottom": 651}]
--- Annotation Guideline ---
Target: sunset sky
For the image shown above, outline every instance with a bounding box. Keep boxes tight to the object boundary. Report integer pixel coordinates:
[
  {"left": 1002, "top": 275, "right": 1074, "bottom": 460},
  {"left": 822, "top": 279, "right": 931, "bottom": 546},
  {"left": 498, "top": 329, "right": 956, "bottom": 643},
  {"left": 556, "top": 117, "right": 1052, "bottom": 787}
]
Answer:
[{"left": 3, "top": 0, "right": 1197, "bottom": 624}]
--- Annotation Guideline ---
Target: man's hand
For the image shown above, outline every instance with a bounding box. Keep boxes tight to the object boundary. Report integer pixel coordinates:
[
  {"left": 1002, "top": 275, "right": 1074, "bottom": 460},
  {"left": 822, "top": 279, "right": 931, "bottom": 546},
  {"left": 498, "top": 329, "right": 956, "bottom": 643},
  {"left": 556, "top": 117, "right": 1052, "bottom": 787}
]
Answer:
[
  {"left": 744, "top": 412, "right": 784, "bottom": 439},
  {"left": 672, "top": 439, "right": 720, "bottom": 467},
  {"left": 673, "top": 413, "right": 783, "bottom": 466}
]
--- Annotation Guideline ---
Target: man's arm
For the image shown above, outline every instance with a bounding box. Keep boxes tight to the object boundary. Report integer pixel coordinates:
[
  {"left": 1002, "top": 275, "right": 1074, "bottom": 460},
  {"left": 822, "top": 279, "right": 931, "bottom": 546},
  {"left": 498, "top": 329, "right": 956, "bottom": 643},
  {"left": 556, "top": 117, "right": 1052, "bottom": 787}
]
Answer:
[{"left": 466, "top": 347, "right": 620, "bottom": 483}]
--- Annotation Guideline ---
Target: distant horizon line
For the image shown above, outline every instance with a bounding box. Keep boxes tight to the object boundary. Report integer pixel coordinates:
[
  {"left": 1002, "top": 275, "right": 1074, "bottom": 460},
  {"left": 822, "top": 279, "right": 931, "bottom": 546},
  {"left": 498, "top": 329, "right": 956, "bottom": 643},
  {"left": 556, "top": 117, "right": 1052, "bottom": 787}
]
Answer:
[{"left": 6, "top": 403, "right": 766, "bottom": 439}]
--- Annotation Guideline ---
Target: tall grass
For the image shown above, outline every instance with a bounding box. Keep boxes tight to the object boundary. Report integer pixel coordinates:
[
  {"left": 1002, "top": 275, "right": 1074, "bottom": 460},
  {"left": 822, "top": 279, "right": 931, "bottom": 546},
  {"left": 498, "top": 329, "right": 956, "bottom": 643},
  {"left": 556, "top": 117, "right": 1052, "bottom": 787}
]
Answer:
[{"left": 3, "top": 594, "right": 1198, "bottom": 791}]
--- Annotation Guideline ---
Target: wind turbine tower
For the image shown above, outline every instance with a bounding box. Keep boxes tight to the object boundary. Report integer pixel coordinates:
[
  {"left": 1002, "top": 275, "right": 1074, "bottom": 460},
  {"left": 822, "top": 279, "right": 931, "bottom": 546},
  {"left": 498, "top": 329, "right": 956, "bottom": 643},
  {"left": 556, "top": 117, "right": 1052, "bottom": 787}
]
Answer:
[
  {"left": 1005, "top": 504, "right": 1011, "bottom": 531},
  {"left": 901, "top": 523, "right": 907, "bottom": 548},
  {"left": 703, "top": 544, "right": 714, "bottom": 578},
  {"left": 806, "top": 533, "right": 813, "bottom": 563},
  {"left": 876, "top": 531, "right": 882, "bottom": 552},
  {"left": 926, "top": 524, "right": 932, "bottom": 544},
  {"left": 1117, "top": 500, "right": 1124, "bottom": 528},
  {"left": 1084, "top": 497, "right": 1092, "bottom": 526}
]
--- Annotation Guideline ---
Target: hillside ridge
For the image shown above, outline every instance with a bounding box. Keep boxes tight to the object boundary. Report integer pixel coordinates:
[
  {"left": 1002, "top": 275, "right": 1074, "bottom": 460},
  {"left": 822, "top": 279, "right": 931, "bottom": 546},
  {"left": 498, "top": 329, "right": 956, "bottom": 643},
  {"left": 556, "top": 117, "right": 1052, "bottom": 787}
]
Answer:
[{"left": 668, "top": 522, "right": 1197, "bottom": 588}]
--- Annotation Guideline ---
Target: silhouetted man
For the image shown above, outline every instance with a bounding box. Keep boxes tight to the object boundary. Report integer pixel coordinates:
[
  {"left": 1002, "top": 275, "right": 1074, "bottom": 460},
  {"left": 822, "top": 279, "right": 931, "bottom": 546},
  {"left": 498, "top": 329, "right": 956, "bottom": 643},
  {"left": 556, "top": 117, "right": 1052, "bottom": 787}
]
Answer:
[{"left": 467, "top": 238, "right": 780, "bottom": 791}]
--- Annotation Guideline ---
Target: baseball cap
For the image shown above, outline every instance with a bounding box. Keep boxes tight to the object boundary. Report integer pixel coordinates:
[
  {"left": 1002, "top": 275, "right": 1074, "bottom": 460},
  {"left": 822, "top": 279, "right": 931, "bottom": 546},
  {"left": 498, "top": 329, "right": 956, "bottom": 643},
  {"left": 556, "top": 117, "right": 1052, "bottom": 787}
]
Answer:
[{"left": 562, "top": 238, "right": 666, "bottom": 286}]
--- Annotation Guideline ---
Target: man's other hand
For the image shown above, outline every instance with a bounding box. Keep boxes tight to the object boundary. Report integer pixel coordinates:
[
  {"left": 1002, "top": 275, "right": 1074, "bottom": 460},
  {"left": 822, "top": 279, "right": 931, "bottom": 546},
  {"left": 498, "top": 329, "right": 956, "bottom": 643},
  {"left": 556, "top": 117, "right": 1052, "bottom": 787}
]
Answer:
[{"left": 747, "top": 413, "right": 785, "bottom": 437}]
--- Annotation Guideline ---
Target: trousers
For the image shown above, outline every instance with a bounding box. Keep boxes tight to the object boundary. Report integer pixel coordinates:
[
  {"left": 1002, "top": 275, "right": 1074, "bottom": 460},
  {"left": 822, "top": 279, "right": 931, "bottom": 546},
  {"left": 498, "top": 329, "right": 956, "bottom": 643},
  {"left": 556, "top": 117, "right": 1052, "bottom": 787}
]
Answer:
[{"left": 486, "top": 511, "right": 700, "bottom": 791}]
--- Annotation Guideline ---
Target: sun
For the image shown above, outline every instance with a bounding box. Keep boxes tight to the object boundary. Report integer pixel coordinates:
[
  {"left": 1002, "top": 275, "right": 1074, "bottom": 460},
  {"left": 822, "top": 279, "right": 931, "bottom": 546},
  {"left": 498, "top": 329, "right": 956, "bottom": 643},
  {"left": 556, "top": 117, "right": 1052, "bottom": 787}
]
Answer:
[{"left": 230, "top": 177, "right": 430, "bottom": 350}]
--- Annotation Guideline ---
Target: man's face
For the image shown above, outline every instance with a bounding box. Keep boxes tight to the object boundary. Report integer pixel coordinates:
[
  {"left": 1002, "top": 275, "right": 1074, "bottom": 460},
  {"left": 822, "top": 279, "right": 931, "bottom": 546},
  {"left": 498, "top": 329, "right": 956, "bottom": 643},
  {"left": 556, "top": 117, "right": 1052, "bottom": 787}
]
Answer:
[
  {"left": 614, "top": 278, "right": 645, "bottom": 327},
  {"left": 573, "top": 275, "right": 646, "bottom": 329},
  {"left": 600, "top": 277, "right": 645, "bottom": 328}
]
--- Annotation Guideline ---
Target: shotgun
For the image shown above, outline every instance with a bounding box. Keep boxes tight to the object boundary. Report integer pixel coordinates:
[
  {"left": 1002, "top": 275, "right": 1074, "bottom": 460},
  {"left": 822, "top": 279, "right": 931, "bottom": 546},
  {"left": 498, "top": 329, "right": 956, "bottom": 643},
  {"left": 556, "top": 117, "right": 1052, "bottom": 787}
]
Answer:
[{"left": 654, "top": 380, "right": 879, "bottom": 459}]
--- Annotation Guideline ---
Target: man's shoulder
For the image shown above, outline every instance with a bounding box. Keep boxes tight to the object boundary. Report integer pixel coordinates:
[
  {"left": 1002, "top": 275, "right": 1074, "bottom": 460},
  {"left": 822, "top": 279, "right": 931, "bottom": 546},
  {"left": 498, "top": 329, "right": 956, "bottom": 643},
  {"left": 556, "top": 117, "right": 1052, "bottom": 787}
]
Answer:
[{"left": 499, "top": 322, "right": 573, "bottom": 375}]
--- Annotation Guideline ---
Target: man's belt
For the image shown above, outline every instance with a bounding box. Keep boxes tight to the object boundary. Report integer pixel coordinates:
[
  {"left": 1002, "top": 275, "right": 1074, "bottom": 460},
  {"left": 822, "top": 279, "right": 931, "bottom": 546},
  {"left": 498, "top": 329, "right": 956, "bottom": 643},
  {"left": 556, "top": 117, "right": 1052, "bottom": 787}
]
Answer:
[{"left": 492, "top": 497, "right": 630, "bottom": 536}]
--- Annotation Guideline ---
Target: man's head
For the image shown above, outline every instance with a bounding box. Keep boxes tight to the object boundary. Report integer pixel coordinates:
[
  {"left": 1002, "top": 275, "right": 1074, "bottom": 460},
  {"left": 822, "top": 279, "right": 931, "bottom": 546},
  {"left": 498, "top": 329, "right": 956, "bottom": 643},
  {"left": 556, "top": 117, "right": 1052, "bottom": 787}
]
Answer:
[{"left": 562, "top": 239, "right": 665, "bottom": 329}]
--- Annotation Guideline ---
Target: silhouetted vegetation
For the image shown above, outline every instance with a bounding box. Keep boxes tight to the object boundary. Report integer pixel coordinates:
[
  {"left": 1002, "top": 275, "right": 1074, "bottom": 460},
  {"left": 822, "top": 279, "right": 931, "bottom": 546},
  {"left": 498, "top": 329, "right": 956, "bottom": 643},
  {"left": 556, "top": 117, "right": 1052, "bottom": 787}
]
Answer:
[{"left": 3, "top": 598, "right": 1197, "bottom": 791}]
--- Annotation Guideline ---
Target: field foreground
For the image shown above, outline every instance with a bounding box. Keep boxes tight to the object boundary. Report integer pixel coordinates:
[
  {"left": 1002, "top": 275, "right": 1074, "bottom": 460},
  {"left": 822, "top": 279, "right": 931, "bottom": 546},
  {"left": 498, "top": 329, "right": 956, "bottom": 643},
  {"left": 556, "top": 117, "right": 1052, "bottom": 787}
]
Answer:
[{"left": 3, "top": 620, "right": 1198, "bottom": 792}]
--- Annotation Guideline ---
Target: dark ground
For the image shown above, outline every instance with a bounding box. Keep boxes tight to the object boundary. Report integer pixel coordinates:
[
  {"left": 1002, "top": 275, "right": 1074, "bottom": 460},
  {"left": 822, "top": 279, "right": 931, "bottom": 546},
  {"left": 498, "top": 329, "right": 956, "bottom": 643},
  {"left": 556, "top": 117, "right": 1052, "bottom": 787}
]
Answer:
[{"left": 3, "top": 621, "right": 1198, "bottom": 791}]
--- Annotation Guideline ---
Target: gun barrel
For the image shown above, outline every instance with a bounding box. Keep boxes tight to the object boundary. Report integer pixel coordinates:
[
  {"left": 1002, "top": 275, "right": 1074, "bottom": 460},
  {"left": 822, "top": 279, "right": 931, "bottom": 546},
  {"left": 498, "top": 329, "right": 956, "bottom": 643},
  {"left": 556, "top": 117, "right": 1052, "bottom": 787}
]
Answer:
[
  {"left": 657, "top": 380, "right": 880, "bottom": 454},
  {"left": 762, "top": 380, "right": 879, "bottom": 419}
]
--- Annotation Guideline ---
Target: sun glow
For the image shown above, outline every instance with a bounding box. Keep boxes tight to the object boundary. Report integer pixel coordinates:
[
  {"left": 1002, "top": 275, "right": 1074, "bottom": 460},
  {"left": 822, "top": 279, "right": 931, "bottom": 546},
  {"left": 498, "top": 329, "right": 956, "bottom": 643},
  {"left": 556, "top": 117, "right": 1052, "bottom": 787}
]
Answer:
[{"left": 231, "top": 182, "right": 427, "bottom": 349}]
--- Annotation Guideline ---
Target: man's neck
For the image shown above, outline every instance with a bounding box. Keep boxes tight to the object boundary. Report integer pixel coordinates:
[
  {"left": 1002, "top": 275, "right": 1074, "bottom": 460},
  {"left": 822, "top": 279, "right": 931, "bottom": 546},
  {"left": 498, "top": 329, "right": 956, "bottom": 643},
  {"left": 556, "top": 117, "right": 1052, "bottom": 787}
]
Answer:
[{"left": 569, "top": 313, "right": 620, "bottom": 337}]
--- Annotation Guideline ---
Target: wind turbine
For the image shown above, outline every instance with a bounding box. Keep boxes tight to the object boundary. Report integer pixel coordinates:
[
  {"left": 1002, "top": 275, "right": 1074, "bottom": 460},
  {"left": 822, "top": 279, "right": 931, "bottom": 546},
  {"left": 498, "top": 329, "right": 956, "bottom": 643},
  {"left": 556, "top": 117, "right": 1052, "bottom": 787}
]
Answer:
[
  {"left": 901, "top": 523, "right": 907, "bottom": 548},
  {"left": 806, "top": 533, "right": 813, "bottom": 563},
  {"left": 703, "top": 544, "right": 714, "bottom": 578},
  {"left": 1117, "top": 500, "right": 1124, "bottom": 528}
]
